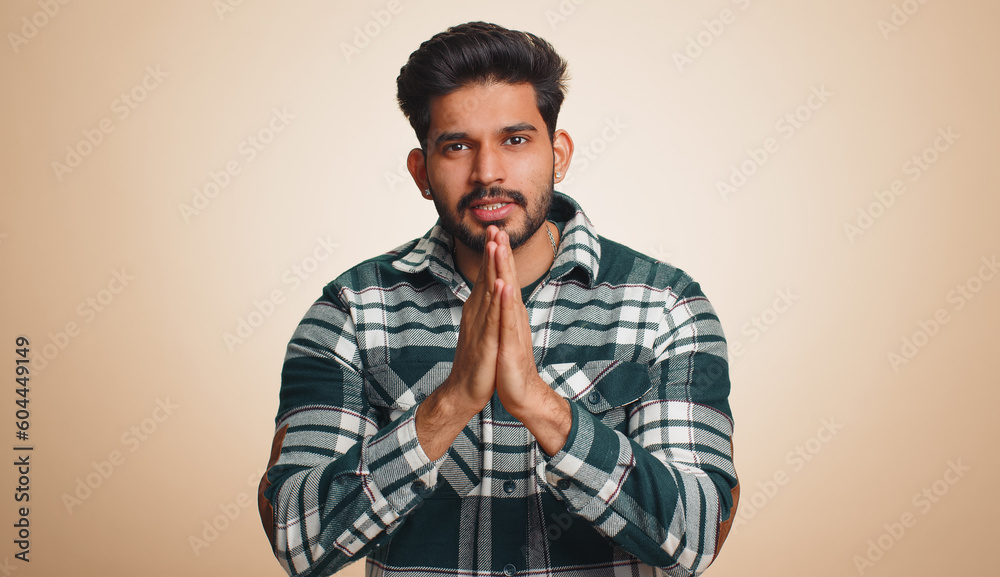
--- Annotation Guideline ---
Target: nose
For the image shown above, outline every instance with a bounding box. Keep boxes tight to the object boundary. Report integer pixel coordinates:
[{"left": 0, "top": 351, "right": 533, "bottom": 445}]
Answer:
[{"left": 470, "top": 145, "right": 504, "bottom": 188}]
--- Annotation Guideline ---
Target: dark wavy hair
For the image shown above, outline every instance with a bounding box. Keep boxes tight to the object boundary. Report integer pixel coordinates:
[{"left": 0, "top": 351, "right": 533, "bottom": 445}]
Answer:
[{"left": 396, "top": 21, "right": 569, "bottom": 151}]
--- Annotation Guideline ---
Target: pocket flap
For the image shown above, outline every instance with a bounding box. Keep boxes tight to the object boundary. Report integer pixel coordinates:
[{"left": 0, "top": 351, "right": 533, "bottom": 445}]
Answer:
[
  {"left": 364, "top": 361, "right": 452, "bottom": 410},
  {"left": 541, "top": 360, "right": 652, "bottom": 413}
]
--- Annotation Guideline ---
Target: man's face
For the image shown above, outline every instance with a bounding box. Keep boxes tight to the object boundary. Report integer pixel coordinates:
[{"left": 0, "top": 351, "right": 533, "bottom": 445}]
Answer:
[{"left": 423, "top": 82, "right": 556, "bottom": 254}]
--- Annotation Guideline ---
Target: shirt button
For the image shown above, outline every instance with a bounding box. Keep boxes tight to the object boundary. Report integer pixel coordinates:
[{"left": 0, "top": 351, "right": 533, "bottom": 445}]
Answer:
[
  {"left": 502, "top": 480, "right": 516, "bottom": 494},
  {"left": 503, "top": 563, "right": 517, "bottom": 576},
  {"left": 587, "top": 390, "right": 601, "bottom": 404},
  {"left": 415, "top": 392, "right": 427, "bottom": 402},
  {"left": 556, "top": 479, "right": 570, "bottom": 490},
  {"left": 411, "top": 480, "right": 424, "bottom": 493}
]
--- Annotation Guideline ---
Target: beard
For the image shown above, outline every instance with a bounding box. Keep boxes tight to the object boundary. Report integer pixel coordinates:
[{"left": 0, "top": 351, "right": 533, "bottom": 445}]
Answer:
[{"left": 431, "top": 181, "right": 554, "bottom": 254}]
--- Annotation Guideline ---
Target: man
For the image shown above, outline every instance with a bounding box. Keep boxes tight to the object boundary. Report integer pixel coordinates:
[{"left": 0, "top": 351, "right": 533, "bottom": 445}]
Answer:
[{"left": 258, "top": 21, "right": 738, "bottom": 577}]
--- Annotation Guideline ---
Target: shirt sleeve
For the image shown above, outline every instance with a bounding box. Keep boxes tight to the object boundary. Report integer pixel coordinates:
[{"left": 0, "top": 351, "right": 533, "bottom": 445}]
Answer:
[
  {"left": 257, "top": 284, "right": 444, "bottom": 577},
  {"left": 540, "top": 279, "right": 740, "bottom": 576}
]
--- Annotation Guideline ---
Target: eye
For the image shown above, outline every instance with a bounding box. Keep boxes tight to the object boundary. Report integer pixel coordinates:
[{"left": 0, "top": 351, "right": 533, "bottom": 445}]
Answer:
[
  {"left": 444, "top": 143, "right": 469, "bottom": 152},
  {"left": 504, "top": 136, "right": 528, "bottom": 146}
]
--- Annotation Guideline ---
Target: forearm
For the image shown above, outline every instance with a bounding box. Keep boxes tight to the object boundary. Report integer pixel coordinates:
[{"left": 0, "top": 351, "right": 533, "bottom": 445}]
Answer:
[
  {"left": 415, "top": 376, "right": 483, "bottom": 460},
  {"left": 506, "top": 379, "right": 572, "bottom": 456},
  {"left": 263, "top": 404, "right": 442, "bottom": 576},
  {"left": 260, "top": 292, "right": 445, "bottom": 576},
  {"left": 542, "top": 400, "right": 737, "bottom": 576},
  {"left": 414, "top": 225, "right": 502, "bottom": 461}
]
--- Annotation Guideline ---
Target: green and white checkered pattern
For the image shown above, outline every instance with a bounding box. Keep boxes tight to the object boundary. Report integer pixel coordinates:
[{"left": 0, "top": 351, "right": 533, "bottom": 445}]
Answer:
[{"left": 260, "top": 193, "right": 738, "bottom": 577}]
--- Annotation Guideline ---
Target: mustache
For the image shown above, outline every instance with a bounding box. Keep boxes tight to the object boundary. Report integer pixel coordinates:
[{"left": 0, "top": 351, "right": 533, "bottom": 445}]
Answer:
[{"left": 456, "top": 186, "right": 527, "bottom": 212}]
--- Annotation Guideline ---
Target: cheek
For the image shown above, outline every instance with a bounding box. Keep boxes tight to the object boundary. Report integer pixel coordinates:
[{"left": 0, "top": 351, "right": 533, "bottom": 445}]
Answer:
[
  {"left": 520, "top": 153, "right": 554, "bottom": 182},
  {"left": 523, "top": 166, "right": 554, "bottom": 195},
  {"left": 430, "top": 159, "right": 472, "bottom": 188}
]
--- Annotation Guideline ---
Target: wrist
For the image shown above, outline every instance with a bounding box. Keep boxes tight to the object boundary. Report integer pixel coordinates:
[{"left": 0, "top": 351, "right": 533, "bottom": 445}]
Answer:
[
  {"left": 437, "top": 374, "right": 491, "bottom": 418},
  {"left": 502, "top": 373, "right": 550, "bottom": 420},
  {"left": 415, "top": 384, "right": 481, "bottom": 461},
  {"left": 508, "top": 379, "right": 572, "bottom": 456}
]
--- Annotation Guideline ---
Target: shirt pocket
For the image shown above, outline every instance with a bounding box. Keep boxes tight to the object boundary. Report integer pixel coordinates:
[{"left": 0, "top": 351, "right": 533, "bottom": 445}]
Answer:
[
  {"left": 540, "top": 359, "right": 653, "bottom": 432},
  {"left": 364, "top": 360, "right": 481, "bottom": 498},
  {"left": 363, "top": 361, "right": 453, "bottom": 422}
]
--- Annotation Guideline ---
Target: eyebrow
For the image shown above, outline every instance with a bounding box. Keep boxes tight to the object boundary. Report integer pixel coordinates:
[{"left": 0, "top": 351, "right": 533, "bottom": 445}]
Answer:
[{"left": 434, "top": 123, "right": 538, "bottom": 147}]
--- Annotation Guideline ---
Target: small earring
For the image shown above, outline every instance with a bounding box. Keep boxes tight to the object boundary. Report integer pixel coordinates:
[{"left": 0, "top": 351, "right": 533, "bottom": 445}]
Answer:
[
  {"left": 423, "top": 189, "right": 431, "bottom": 197},
  {"left": 555, "top": 172, "right": 562, "bottom": 178}
]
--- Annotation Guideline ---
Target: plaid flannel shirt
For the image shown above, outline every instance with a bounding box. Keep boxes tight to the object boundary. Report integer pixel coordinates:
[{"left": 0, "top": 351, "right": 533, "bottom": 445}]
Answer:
[{"left": 258, "top": 192, "right": 739, "bottom": 577}]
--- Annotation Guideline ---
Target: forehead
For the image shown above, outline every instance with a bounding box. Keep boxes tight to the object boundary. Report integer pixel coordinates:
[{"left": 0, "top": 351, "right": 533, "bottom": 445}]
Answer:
[{"left": 427, "top": 82, "right": 542, "bottom": 139}]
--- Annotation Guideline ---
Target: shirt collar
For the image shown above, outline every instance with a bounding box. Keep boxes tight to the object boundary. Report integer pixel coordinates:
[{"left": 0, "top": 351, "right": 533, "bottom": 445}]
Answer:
[{"left": 391, "top": 192, "right": 601, "bottom": 292}]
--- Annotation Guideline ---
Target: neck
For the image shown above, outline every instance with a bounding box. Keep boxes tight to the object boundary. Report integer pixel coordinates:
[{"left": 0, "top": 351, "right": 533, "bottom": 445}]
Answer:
[{"left": 454, "top": 223, "right": 559, "bottom": 288}]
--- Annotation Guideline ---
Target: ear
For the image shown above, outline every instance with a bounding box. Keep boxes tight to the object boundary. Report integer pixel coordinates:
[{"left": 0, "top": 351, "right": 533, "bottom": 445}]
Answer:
[
  {"left": 552, "top": 129, "right": 574, "bottom": 184},
  {"left": 406, "top": 147, "right": 432, "bottom": 200}
]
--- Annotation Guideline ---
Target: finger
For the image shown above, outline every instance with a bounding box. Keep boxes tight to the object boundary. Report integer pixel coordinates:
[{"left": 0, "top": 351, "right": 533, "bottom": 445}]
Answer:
[
  {"left": 498, "top": 283, "right": 526, "bottom": 362},
  {"left": 468, "top": 226, "right": 501, "bottom": 324},
  {"left": 495, "top": 239, "right": 520, "bottom": 304},
  {"left": 472, "top": 239, "right": 497, "bottom": 297},
  {"left": 499, "top": 283, "right": 518, "bottom": 335},
  {"left": 473, "top": 237, "right": 495, "bottom": 287},
  {"left": 500, "top": 229, "right": 520, "bottom": 285},
  {"left": 482, "top": 225, "right": 500, "bottom": 276},
  {"left": 471, "top": 241, "right": 498, "bottom": 325},
  {"left": 497, "top": 255, "right": 532, "bottom": 355},
  {"left": 485, "top": 238, "right": 499, "bottom": 292},
  {"left": 462, "top": 240, "right": 492, "bottom": 327},
  {"left": 472, "top": 226, "right": 500, "bottom": 295},
  {"left": 481, "top": 278, "right": 504, "bottom": 349}
]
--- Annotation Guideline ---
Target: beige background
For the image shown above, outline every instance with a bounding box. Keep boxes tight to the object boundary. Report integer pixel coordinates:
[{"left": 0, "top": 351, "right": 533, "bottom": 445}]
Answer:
[{"left": 1, "top": 1, "right": 997, "bottom": 575}]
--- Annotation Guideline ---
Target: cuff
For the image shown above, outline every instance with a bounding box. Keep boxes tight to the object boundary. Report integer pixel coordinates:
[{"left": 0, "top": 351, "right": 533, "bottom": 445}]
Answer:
[
  {"left": 540, "top": 400, "right": 633, "bottom": 517},
  {"left": 363, "top": 404, "right": 443, "bottom": 515}
]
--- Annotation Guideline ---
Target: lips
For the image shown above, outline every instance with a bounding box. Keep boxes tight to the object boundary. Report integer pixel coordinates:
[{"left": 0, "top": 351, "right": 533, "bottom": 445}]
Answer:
[
  {"left": 468, "top": 200, "right": 516, "bottom": 222},
  {"left": 476, "top": 202, "right": 508, "bottom": 211},
  {"left": 458, "top": 187, "right": 527, "bottom": 224}
]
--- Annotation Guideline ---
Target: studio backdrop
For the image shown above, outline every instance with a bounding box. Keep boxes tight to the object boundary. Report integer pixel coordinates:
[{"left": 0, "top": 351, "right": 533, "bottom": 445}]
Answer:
[{"left": 1, "top": 1, "right": 996, "bottom": 576}]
